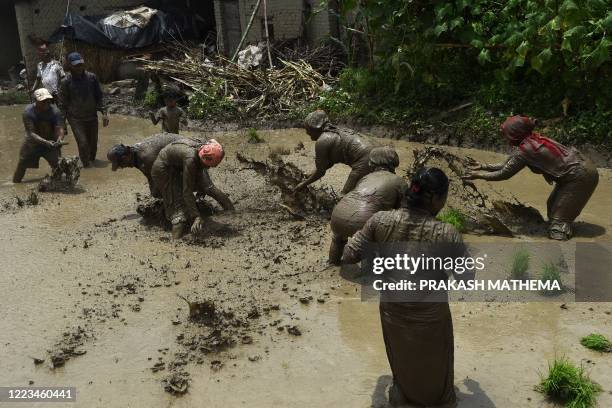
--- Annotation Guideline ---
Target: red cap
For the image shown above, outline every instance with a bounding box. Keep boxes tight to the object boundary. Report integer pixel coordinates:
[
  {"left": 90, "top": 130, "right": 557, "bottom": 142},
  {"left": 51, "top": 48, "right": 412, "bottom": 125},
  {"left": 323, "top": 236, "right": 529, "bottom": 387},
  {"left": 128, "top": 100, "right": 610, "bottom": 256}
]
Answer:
[{"left": 198, "top": 139, "right": 224, "bottom": 167}]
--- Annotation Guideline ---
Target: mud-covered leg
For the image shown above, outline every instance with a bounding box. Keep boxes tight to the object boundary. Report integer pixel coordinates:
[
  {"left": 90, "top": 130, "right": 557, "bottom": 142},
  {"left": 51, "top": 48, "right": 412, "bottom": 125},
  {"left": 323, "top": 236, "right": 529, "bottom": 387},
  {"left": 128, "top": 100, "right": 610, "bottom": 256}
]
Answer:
[
  {"left": 68, "top": 119, "right": 91, "bottom": 167},
  {"left": 329, "top": 234, "right": 347, "bottom": 265},
  {"left": 87, "top": 120, "right": 99, "bottom": 162},
  {"left": 12, "top": 161, "right": 27, "bottom": 183}
]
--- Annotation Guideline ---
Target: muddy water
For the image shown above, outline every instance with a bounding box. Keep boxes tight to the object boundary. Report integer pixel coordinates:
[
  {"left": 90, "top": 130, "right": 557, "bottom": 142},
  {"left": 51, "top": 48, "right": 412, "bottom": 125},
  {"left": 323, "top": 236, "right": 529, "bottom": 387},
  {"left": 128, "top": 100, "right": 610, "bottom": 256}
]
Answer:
[{"left": 0, "top": 106, "right": 610, "bottom": 408}]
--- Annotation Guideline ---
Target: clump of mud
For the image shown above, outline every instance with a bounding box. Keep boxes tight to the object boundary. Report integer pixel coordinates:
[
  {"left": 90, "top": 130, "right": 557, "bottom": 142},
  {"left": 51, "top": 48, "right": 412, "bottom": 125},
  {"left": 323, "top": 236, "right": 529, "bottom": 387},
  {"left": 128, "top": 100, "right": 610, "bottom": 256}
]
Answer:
[
  {"left": 135, "top": 193, "right": 216, "bottom": 227},
  {"left": 38, "top": 157, "right": 81, "bottom": 192},
  {"left": 162, "top": 371, "right": 190, "bottom": 394},
  {"left": 236, "top": 152, "right": 339, "bottom": 215},
  {"left": 47, "top": 326, "right": 91, "bottom": 369},
  {"left": 1, "top": 191, "right": 39, "bottom": 213},
  {"left": 410, "top": 147, "right": 545, "bottom": 236}
]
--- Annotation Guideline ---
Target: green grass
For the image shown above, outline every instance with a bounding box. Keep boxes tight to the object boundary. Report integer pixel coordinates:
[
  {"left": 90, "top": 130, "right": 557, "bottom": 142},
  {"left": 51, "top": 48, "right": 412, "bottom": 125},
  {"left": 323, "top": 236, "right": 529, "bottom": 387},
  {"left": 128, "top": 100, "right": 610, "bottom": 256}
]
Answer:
[
  {"left": 536, "top": 357, "right": 601, "bottom": 408},
  {"left": 580, "top": 333, "right": 612, "bottom": 353},
  {"left": 540, "top": 262, "right": 564, "bottom": 296},
  {"left": 0, "top": 91, "right": 30, "bottom": 105},
  {"left": 436, "top": 208, "right": 466, "bottom": 232},
  {"left": 247, "top": 128, "right": 263, "bottom": 143},
  {"left": 509, "top": 248, "right": 530, "bottom": 280}
]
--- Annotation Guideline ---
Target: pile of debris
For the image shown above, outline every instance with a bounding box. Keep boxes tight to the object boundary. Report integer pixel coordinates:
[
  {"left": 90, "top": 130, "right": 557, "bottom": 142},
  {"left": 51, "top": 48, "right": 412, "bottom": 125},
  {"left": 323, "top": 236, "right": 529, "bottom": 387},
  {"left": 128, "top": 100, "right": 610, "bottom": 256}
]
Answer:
[
  {"left": 132, "top": 49, "right": 336, "bottom": 116},
  {"left": 410, "top": 147, "right": 545, "bottom": 236},
  {"left": 38, "top": 157, "right": 81, "bottom": 192}
]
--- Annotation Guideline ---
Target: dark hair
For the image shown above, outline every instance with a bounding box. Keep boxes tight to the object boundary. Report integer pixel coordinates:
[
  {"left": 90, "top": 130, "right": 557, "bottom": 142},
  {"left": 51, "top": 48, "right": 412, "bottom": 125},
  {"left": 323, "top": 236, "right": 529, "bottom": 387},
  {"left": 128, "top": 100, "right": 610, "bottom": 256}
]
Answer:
[
  {"left": 406, "top": 167, "right": 449, "bottom": 209},
  {"left": 106, "top": 144, "right": 129, "bottom": 161}
]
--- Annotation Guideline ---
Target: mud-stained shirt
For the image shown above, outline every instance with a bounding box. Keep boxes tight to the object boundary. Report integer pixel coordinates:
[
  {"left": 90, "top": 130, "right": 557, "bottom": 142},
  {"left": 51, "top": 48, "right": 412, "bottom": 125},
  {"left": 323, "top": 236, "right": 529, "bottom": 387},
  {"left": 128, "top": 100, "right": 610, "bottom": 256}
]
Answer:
[
  {"left": 133, "top": 134, "right": 211, "bottom": 196},
  {"left": 36, "top": 60, "right": 65, "bottom": 95},
  {"left": 334, "top": 170, "right": 408, "bottom": 220},
  {"left": 155, "top": 142, "right": 207, "bottom": 219},
  {"left": 344, "top": 207, "right": 463, "bottom": 261},
  {"left": 154, "top": 106, "right": 187, "bottom": 134},
  {"left": 22, "top": 103, "right": 61, "bottom": 144},
  {"left": 480, "top": 135, "right": 583, "bottom": 182},
  {"left": 59, "top": 71, "right": 105, "bottom": 121},
  {"left": 315, "top": 127, "right": 377, "bottom": 171}
]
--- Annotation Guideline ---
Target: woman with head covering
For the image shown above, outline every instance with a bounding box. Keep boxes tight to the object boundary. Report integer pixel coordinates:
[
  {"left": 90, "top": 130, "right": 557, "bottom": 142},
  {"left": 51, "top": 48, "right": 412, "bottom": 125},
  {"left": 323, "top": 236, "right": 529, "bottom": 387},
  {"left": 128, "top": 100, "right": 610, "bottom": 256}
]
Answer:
[
  {"left": 463, "top": 115, "right": 599, "bottom": 240},
  {"left": 328, "top": 146, "right": 407, "bottom": 264},
  {"left": 343, "top": 167, "right": 468, "bottom": 408},
  {"left": 293, "top": 110, "right": 379, "bottom": 195},
  {"left": 151, "top": 139, "right": 225, "bottom": 238}
]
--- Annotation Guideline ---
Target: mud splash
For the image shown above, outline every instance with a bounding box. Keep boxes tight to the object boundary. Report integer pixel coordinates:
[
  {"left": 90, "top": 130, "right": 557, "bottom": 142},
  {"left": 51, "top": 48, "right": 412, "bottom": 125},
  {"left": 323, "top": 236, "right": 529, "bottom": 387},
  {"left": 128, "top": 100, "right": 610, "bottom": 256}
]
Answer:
[
  {"left": 410, "top": 146, "right": 546, "bottom": 236},
  {"left": 38, "top": 156, "right": 81, "bottom": 192}
]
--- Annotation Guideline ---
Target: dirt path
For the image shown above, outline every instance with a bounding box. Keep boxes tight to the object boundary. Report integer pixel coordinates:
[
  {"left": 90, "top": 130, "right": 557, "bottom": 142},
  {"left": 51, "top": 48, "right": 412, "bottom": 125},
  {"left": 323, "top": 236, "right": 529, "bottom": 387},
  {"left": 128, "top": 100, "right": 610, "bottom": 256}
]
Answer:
[{"left": 0, "top": 106, "right": 610, "bottom": 407}]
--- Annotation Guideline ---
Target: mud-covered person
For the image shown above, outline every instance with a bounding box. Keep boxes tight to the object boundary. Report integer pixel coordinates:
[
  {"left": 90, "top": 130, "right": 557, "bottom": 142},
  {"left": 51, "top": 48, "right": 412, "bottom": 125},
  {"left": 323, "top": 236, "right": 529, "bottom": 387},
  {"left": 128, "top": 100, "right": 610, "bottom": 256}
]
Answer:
[
  {"left": 293, "top": 110, "right": 379, "bottom": 195},
  {"left": 107, "top": 134, "right": 234, "bottom": 210},
  {"left": 13, "top": 88, "right": 65, "bottom": 183},
  {"left": 463, "top": 115, "right": 599, "bottom": 240},
  {"left": 149, "top": 88, "right": 188, "bottom": 134},
  {"left": 151, "top": 139, "right": 225, "bottom": 238},
  {"left": 343, "top": 167, "right": 472, "bottom": 408},
  {"left": 30, "top": 44, "right": 65, "bottom": 101},
  {"left": 328, "top": 146, "right": 408, "bottom": 264},
  {"left": 58, "top": 52, "right": 109, "bottom": 167}
]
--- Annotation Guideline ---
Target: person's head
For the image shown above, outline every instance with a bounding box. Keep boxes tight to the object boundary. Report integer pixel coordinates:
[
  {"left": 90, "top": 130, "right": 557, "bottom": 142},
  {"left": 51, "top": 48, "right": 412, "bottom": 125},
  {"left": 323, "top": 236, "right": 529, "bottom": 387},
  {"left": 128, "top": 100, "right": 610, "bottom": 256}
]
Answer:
[
  {"left": 501, "top": 115, "right": 537, "bottom": 146},
  {"left": 67, "top": 52, "right": 85, "bottom": 75},
  {"left": 198, "top": 139, "right": 224, "bottom": 168},
  {"left": 107, "top": 144, "right": 134, "bottom": 171},
  {"left": 304, "top": 110, "right": 329, "bottom": 140},
  {"left": 163, "top": 88, "right": 181, "bottom": 108},
  {"left": 406, "top": 167, "right": 449, "bottom": 216},
  {"left": 369, "top": 146, "right": 400, "bottom": 173},
  {"left": 33, "top": 88, "right": 53, "bottom": 111},
  {"left": 37, "top": 44, "right": 51, "bottom": 62}
]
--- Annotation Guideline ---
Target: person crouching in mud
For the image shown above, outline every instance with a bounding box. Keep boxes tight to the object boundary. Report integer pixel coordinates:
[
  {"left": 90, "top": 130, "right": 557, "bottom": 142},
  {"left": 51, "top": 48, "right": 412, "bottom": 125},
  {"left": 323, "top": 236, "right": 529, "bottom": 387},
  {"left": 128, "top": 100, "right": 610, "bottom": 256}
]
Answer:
[
  {"left": 328, "top": 146, "right": 408, "bottom": 264},
  {"left": 151, "top": 139, "right": 225, "bottom": 238},
  {"left": 343, "top": 168, "right": 470, "bottom": 408},
  {"left": 293, "top": 110, "right": 379, "bottom": 195},
  {"left": 13, "top": 88, "right": 65, "bottom": 183},
  {"left": 463, "top": 115, "right": 599, "bottom": 240},
  {"left": 107, "top": 134, "right": 234, "bottom": 211}
]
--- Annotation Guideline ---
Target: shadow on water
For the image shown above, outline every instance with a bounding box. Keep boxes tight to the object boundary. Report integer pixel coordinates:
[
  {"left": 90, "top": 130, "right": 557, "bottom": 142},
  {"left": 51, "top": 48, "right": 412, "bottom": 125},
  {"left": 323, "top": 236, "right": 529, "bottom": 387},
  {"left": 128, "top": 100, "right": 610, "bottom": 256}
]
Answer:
[{"left": 573, "top": 222, "right": 606, "bottom": 238}]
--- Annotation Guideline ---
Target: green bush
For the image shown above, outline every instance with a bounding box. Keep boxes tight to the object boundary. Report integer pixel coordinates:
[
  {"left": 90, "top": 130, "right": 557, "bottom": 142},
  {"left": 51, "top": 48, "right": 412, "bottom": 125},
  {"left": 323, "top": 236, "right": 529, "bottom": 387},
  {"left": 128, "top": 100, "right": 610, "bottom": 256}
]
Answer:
[
  {"left": 187, "top": 89, "right": 237, "bottom": 120},
  {"left": 143, "top": 90, "right": 159, "bottom": 108},
  {"left": 0, "top": 91, "right": 30, "bottom": 105},
  {"left": 537, "top": 357, "right": 601, "bottom": 408}
]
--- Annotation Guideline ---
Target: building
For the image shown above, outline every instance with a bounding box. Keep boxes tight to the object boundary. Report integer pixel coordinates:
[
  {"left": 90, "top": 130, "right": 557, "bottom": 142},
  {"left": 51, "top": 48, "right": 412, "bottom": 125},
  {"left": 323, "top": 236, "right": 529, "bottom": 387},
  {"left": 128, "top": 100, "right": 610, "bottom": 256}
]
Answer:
[{"left": 5, "top": 0, "right": 338, "bottom": 80}]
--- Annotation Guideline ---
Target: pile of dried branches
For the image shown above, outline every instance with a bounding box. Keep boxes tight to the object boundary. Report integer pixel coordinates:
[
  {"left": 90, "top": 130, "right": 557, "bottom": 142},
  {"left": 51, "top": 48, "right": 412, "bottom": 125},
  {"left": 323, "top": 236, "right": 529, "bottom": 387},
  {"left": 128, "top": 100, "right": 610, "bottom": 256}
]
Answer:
[{"left": 132, "top": 48, "right": 337, "bottom": 116}]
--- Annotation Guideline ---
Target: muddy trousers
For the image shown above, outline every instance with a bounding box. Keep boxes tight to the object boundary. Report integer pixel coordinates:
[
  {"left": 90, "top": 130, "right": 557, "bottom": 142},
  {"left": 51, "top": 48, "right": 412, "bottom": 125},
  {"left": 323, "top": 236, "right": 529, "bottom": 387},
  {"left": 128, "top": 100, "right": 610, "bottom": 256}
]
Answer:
[
  {"left": 68, "top": 118, "right": 98, "bottom": 166},
  {"left": 380, "top": 302, "right": 456, "bottom": 408},
  {"left": 547, "top": 162, "right": 599, "bottom": 240},
  {"left": 13, "top": 145, "right": 60, "bottom": 183},
  {"left": 151, "top": 164, "right": 189, "bottom": 226}
]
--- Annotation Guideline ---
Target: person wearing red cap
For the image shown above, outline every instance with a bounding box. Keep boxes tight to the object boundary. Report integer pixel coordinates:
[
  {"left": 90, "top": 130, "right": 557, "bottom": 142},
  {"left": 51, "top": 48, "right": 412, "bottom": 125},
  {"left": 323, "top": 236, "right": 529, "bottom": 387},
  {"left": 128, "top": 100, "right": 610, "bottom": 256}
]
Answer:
[
  {"left": 463, "top": 115, "right": 599, "bottom": 240},
  {"left": 106, "top": 134, "right": 234, "bottom": 210},
  {"left": 151, "top": 139, "right": 225, "bottom": 238}
]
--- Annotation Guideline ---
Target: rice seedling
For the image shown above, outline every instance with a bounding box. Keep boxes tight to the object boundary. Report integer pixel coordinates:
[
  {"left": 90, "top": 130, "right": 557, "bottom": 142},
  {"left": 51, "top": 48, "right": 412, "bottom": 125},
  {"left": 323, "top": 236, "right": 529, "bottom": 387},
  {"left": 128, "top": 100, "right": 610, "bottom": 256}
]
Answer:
[
  {"left": 540, "top": 262, "right": 564, "bottom": 296},
  {"left": 580, "top": 333, "right": 612, "bottom": 352},
  {"left": 436, "top": 208, "right": 466, "bottom": 232},
  {"left": 536, "top": 357, "right": 600, "bottom": 408},
  {"left": 509, "top": 248, "right": 530, "bottom": 279}
]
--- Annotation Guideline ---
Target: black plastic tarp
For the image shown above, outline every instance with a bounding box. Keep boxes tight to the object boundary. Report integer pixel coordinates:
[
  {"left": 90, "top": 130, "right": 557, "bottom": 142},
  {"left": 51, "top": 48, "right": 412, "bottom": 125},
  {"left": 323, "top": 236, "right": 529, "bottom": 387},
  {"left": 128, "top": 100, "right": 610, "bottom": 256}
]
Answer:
[{"left": 49, "top": 8, "right": 181, "bottom": 49}]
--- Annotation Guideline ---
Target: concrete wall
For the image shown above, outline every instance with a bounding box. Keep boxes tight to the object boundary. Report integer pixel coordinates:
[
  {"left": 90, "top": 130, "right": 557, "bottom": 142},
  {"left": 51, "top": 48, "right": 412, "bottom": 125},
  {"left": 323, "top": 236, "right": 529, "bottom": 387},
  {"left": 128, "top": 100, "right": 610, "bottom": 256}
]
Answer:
[
  {"left": 0, "top": 3, "right": 23, "bottom": 75},
  {"left": 14, "top": 0, "right": 143, "bottom": 78}
]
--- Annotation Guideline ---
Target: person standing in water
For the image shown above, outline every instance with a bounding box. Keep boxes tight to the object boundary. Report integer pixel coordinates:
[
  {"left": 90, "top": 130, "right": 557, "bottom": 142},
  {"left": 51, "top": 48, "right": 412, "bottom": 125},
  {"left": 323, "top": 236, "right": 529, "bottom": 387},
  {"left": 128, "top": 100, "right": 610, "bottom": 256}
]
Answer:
[
  {"left": 13, "top": 89, "right": 65, "bottom": 183},
  {"left": 293, "top": 110, "right": 379, "bottom": 195},
  {"left": 463, "top": 115, "right": 599, "bottom": 240},
  {"left": 31, "top": 44, "right": 65, "bottom": 101},
  {"left": 149, "top": 88, "right": 188, "bottom": 134},
  {"left": 343, "top": 167, "right": 469, "bottom": 408},
  {"left": 328, "top": 146, "right": 408, "bottom": 264},
  {"left": 59, "top": 52, "right": 109, "bottom": 167}
]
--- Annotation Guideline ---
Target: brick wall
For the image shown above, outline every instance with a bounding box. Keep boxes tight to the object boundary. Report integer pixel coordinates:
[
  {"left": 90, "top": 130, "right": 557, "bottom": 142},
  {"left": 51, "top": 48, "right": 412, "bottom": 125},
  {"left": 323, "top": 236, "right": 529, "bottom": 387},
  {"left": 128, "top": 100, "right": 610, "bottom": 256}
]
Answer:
[{"left": 15, "top": 0, "right": 143, "bottom": 78}]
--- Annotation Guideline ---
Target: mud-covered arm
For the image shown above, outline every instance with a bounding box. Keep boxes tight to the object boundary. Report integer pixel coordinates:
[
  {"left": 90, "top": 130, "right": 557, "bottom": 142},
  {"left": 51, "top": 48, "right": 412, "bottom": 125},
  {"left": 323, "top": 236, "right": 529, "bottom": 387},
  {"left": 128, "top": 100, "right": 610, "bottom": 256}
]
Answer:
[
  {"left": 150, "top": 108, "right": 162, "bottom": 125},
  {"left": 342, "top": 213, "right": 380, "bottom": 264},
  {"left": 179, "top": 107, "right": 188, "bottom": 126},
  {"left": 199, "top": 169, "right": 234, "bottom": 210},
  {"left": 445, "top": 226, "right": 475, "bottom": 282},
  {"left": 182, "top": 157, "right": 201, "bottom": 220},
  {"left": 295, "top": 138, "right": 332, "bottom": 190},
  {"left": 469, "top": 153, "right": 527, "bottom": 181},
  {"left": 479, "top": 162, "right": 506, "bottom": 171},
  {"left": 22, "top": 113, "right": 53, "bottom": 147},
  {"left": 92, "top": 75, "right": 106, "bottom": 115}
]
